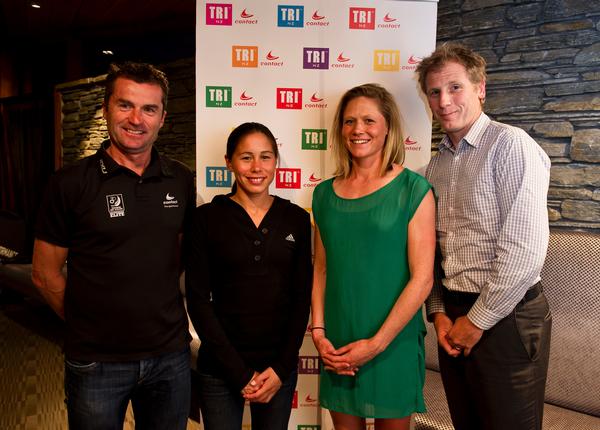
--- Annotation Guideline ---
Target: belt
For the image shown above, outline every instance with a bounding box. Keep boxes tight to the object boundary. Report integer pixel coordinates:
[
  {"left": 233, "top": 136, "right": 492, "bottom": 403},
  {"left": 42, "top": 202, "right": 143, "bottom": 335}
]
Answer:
[{"left": 443, "top": 282, "right": 542, "bottom": 306}]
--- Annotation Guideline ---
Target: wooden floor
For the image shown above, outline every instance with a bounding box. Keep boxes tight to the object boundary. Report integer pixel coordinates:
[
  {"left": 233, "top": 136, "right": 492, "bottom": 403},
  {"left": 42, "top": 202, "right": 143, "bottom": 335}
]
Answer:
[{"left": 0, "top": 293, "right": 200, "bottom": 430}]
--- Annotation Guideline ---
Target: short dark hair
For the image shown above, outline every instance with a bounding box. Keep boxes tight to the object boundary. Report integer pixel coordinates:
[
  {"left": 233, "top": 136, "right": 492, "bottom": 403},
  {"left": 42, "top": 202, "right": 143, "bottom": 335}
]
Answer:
[
  {"left": 225, "top": 122, "right": 279, "bottom": 161},
  {"left": 416, "top": 42, "right": 487, "bottom": 95},
  {"left": 104, "top": 62, "right": 169, "bottom": 110}
]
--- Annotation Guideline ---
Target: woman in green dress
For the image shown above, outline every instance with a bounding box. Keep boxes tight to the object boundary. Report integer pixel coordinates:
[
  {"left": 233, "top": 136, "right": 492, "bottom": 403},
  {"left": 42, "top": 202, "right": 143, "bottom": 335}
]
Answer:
[{"left": 311, "top": 83, "right": 436, "bottom": 430}]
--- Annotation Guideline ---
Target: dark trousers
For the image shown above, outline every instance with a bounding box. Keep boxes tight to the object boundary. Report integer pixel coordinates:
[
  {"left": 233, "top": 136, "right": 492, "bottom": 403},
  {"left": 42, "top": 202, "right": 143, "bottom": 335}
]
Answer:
[
  {"left": 438, "top": 285, "right": 552, "bottom": 430},
  {"left": 197, "top": 370, "right": 297, "bottom": 430}
]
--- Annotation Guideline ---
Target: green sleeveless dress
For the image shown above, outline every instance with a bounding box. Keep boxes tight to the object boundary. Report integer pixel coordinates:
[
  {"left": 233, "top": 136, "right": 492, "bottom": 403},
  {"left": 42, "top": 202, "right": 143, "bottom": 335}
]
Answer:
[{"left": 312, "top": 168, "right": 431, "bottom": 418}]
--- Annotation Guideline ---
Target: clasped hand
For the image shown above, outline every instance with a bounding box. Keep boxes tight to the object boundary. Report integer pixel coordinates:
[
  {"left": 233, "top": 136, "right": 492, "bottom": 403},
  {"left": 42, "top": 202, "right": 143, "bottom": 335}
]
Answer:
[
  {"left": 313, "top": 333, "right": 381, "bottom": 376},
  {"left": 241, "top": 367, "right": 282, "bottom": 403},
  {"left": 433, "top": 313, "right": 483, "bottom": 357}
]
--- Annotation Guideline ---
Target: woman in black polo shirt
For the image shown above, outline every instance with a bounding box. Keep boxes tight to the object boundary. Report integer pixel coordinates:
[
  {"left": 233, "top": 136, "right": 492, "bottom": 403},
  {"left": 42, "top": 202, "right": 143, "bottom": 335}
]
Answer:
[{"left": 185, "top": 122, "right": 312, "bottom": 430}]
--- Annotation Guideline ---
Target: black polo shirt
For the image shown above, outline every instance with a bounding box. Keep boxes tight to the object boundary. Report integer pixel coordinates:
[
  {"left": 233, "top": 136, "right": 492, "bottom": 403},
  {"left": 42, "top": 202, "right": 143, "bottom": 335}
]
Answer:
[{"left": 36, "top": 141, "right": 195, "bottom": 361}]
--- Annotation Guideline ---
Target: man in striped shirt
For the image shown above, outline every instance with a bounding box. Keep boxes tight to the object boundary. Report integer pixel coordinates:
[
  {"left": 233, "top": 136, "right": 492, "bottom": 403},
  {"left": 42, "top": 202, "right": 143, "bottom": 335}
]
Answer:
[{"left": 416, "top": 42, "right": 552, "bottom": 430}]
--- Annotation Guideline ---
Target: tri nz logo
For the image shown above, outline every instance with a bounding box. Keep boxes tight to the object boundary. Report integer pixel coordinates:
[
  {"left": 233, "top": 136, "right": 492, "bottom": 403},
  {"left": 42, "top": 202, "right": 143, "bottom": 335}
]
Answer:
[
  {"left": 373, "top": 50, "right": 400, "bottom": 72},
  {"left": 303, "top": 47, "right": 329, "bottom": 70},
  {"left": 206, "top": 3, "right": 232, "bottom": 26},
  {"left": 276, "top": 88, "right": 302, "bottom": 110},
  {"left": 278, "top": 5, "right": 304, "bottom": 27},
  {"left": 206, "top": 167, "right": 232, "bottom": 188},
  {"left": 206, "top": 86, "right": 232, "bottom": 108},
  {"left": 349, "top": 7, "right": 376, "bottom": 30},
  {"left": 232, "top": 46, "right": 258, "bottom": 67},
  {"left": 302, "top": 129, "right": 327, "bottom": 150}
]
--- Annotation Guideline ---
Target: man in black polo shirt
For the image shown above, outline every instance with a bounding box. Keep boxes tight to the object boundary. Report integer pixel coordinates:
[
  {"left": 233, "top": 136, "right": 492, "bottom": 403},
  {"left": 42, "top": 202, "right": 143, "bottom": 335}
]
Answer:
[{"left": 32, "top": 62, "right": 195, "bottom": 429}]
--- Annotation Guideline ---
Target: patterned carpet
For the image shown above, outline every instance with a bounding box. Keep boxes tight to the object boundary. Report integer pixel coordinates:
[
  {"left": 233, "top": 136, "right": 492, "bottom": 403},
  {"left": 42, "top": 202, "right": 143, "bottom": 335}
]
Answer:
[{"left": 0, "top": 295, "right": 200, "bottom": 430}]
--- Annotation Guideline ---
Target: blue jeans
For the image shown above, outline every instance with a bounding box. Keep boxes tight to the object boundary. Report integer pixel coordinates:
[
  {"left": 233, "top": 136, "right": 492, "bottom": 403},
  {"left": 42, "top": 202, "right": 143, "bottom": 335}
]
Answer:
[
  {"left": 65, "top": 348, "right": 191, "bottom": 430},
  {"left": 198, "top": 370, "right": 297, "bottom": 430}
]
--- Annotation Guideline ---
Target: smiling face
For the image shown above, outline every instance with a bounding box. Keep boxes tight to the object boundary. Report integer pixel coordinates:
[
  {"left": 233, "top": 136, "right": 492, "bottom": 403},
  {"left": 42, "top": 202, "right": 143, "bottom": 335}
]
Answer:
[
  {"left": 103, "top": 77, "right": 166, "bottom": 157},
  {"left": 226, "top": 132, "right": 277, "bottom": 199},
  {"left": 425, "top": 60, "right": 485, "bottom": 147},
  {"left": 341, "top": 96, "right": 389, "bottom": 164}
]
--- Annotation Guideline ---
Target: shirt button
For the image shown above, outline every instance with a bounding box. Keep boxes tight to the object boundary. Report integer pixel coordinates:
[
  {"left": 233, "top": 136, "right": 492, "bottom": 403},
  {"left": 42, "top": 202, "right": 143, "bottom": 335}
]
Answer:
[
  {"left": 254, "top": 255, "right": 261, "bottom": 261},
  {"left": 261, "top": 228, "right": 268, "bottom": 234},
  {"left": 254, "top": 240, "right": 261, "bottom": 246}
]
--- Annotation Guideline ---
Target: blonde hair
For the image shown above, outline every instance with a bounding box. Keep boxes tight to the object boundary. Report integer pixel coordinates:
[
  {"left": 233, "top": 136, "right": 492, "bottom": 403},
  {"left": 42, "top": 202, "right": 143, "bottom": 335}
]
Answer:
[
  {"left": 416, "top": 42, "right": 487, "bottom": 95},
  {"left": 331, "top": 83, "right": 404, "bottom": 178}
]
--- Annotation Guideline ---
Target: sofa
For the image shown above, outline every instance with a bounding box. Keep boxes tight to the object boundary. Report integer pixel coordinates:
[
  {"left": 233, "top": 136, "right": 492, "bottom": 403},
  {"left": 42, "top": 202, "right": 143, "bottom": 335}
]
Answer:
[{"left": 413, "top": 229, "right": 600, "bottom": 430}]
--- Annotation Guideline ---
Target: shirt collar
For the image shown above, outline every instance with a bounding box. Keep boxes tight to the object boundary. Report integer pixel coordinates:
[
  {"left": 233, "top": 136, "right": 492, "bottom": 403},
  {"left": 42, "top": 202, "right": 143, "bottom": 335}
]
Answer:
[
  {"left": 96, "top": 140, "right": 173, "bottom": 178},
  {"left": 438, "top": 113, "right": 490, "bottom": 153}
]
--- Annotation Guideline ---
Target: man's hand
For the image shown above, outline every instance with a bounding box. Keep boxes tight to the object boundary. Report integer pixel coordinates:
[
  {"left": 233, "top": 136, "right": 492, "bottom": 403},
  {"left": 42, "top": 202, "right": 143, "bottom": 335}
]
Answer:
[
  {"left": 31, "top": 239, "right": 68, "bottom": 320},
  {"left": 432, "top": 312, "right": 461, "bottom": 357},
  {"left": 446, "top": 316, "right": 483, "bottom": 356}
]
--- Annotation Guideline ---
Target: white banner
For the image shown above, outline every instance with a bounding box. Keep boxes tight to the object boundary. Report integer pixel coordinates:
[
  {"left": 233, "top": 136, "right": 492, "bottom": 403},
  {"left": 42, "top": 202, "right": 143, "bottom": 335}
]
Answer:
[{"left": 195, "top": 1, "right": 437, "bottom": 428}]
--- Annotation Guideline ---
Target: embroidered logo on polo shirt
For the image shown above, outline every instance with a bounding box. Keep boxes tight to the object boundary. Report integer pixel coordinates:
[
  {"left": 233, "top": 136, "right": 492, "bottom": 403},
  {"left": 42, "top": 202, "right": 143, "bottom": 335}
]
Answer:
[
  {"left": 106, "top": 194, "right": 125, "bottom": 218},
  {"left": 285, "top": 234, "right": 295, "bottom": 242},
  {"left": 163, "top": 193, "right": 179, "bottom": 208}
]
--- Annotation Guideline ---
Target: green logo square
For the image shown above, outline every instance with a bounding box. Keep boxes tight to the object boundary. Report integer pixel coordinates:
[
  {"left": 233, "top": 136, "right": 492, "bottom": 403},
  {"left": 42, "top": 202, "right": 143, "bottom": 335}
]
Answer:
[
  {"left": 206, "top": 86, "right": 232, "bottom": 108},
  {"left": 302, "top": 129, "right": 327, "bottom": 150}
]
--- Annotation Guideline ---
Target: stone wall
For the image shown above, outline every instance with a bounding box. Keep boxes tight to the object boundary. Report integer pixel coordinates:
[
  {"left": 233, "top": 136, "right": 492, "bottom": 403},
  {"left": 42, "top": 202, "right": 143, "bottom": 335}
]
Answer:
[
  {"left": 435, "top": 0, "right": 600, "bottom": 230},
  {"left": 57, "top": 2, "right": 600, "bottom": 230},
  {"left": 56, "top": 57, "right": 195, "bottom": 170}
]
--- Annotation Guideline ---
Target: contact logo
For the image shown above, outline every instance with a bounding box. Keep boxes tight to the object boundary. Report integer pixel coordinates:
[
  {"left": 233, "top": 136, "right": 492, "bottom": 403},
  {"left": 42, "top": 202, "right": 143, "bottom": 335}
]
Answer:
[
  {"left": 163, "top": 193, "right": 179, "bottom": 208},
  {"left": 235, "top": 8, "right": 258, "bottom": 24},
  {"left": 404, "top": 136, "right": 422, "bottom": 152},
  {"left": 304, "top": 93, "right": 327, "bottom": 109},
  {"left": 379, "top": 12, "right": 401, "bottom": 29},
  {"left": 403, "top": 54, "right": 423, "bottom": 71},
  {"left": 332, "top": 51, "right": 355, "bottom": 69},
  {"left": 234, "top": 91, "right": 257, "bottom": 107},
  {"left": 307, "top": 10, "right": 330, "bottom": 26},
  {"left": 261, "top": 50, "right": 284, "bottom": 67},
  {"left": 300, "top": 393, "right": 319, "bottom": 407},
  {"left": 303, "top": 173, "right": 322, "bottom": 188}
]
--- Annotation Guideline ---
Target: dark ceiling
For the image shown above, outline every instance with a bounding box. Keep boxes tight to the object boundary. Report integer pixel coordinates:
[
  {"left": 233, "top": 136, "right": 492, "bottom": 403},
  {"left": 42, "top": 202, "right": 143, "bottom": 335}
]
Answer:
[{"left": 0, "top": 0, "right": 196, "bottom": 78}]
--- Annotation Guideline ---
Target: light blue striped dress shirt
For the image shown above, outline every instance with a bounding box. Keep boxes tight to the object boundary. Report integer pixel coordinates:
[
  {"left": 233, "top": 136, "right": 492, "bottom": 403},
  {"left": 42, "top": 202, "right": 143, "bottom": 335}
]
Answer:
[{"left": 425, "top": 113, "right": 550, "bottom": 330}]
